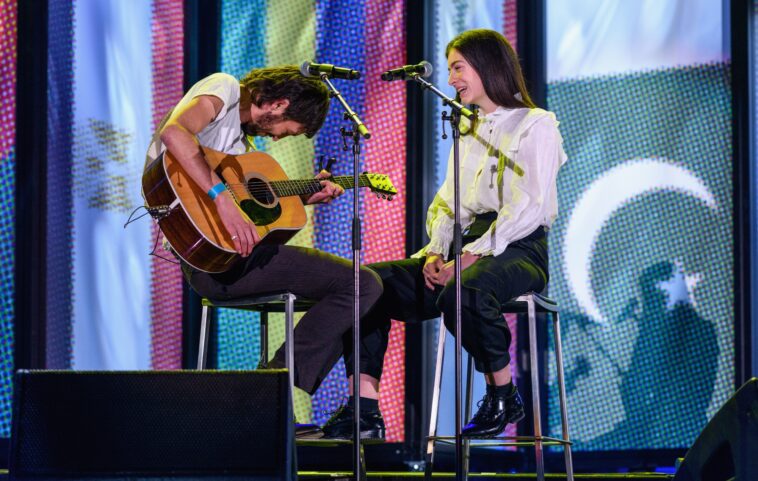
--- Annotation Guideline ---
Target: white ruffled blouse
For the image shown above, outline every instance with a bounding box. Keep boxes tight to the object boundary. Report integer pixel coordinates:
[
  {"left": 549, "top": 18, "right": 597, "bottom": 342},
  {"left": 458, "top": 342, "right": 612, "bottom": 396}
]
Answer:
[{"left": 414, "top": 106, "right": 568, "bottom": 259}]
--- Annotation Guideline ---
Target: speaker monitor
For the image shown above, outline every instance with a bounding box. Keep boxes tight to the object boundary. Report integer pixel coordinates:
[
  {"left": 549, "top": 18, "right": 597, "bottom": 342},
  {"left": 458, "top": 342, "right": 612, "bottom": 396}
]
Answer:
[
  {"left": 9, "top": 370, "right": 294, "bottom": 481},
  {"left": 674, "top": 377, "right": 758, "bottom": 481}
]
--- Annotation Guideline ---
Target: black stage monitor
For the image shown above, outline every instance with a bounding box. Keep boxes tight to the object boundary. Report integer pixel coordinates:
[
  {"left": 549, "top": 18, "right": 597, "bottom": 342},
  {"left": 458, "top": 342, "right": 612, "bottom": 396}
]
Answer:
[
  {"left": 9, "top": 370, "right": 294, "bottom": 481},
  {"left": 674, "top": 377, "right": 758, "bottom": 481}
]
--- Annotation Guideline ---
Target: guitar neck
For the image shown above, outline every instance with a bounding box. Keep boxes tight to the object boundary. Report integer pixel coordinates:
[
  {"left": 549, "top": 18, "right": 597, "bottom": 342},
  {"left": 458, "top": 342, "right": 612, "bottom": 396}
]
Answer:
[{"left": 270, "top": 175, "right": 370, "bottom": 198}]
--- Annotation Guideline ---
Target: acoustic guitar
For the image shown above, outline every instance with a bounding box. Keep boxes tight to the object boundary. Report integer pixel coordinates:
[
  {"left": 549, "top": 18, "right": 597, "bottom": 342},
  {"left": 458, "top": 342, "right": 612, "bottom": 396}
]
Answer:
[{"left": 142, "top": 146, "right": 397, "bottom": 273}]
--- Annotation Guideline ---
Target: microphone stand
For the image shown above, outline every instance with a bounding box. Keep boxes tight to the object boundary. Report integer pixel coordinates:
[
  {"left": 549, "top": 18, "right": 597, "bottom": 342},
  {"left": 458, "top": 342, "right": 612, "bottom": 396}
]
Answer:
[
  {"left": 410, "top": 73, "right": 474, "bottom": 481},
  {"left": 319, "top": 73, "right": 370, "bottom": 481}
]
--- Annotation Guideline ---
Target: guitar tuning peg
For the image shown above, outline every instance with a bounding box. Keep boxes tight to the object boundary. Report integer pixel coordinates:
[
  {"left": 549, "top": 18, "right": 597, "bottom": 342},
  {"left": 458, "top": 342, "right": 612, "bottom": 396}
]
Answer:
[
  {"left": 376, "top": 193, "right": 381, "bottom": 199},
  {"left": 388, "top": 196, "right": 394, "bottom": 201}
]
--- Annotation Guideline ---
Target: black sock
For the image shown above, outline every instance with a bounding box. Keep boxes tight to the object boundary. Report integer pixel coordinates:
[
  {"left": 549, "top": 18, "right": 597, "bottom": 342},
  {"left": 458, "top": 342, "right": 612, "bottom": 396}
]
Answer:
[
  {"left": 347, "top": 395, "right": 379, "bottom": 413},
  {"left": 487, "top": 382, "right": 515, "bottom": 397}
]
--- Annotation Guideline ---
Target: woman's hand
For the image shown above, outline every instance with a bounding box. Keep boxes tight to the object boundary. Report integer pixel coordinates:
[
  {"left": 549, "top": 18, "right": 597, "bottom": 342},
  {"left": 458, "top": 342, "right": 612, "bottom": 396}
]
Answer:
[
  {"left": 422, "top": 253, "right": 446, "bottom": 290},
  {"left": 432, "top": 251, "right": 481, "bottom": 287}
]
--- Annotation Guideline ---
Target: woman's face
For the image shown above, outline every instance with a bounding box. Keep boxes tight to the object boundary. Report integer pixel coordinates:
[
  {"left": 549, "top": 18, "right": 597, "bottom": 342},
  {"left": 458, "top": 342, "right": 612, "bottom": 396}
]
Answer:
[{"left": 447, "top": 48, "right": 493, "bottom": 112}]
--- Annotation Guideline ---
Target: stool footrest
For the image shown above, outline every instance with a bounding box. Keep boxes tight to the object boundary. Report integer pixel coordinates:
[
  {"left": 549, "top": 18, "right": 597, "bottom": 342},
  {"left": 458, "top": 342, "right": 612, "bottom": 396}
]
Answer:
[
  {"left": 428, "top": 435, "right": 572, "bottom": 447},
  {"left": 296, "top": 438, "right": 386, "bottom": 447},
  {"left": 202, "top": 294, "right": 315, "bottom": 312}
]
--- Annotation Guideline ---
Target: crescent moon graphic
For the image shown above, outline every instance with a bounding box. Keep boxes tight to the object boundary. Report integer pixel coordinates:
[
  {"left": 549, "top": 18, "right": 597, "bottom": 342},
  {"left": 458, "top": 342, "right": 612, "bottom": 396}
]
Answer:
[{"left": 564, "top": 158, "right": 717, "bottom": 325}]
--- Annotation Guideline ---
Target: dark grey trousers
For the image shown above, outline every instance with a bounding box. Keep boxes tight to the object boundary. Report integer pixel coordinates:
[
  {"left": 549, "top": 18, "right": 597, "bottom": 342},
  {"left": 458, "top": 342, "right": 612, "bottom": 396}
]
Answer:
[
  {"left": 183, "top": 244, "right": 383, "bottom": 394},
  {"left": 345, "top": 226, "right": 548, "bottom": 379}
]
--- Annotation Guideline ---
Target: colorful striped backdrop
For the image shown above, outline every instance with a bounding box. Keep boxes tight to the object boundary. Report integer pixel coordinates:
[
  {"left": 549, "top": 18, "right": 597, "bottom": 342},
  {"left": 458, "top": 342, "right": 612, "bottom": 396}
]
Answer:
[
  {"left": 148, "top": 0, "right": 184, "bottom": 370},
  {"left": 0, "top": 0, "right": 15, "bottom": 437},
  {"left": 217, "top": 0, "right": 407, "bottom": 440},
  {"left": 36, "top": 0, "right": 527, "bottom": 445}
]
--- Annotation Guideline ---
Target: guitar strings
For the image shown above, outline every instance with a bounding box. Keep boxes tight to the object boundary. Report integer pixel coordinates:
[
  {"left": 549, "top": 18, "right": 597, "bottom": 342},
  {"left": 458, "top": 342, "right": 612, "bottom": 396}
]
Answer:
[
  {"left": 221, "top": 177, "right": 366, "bottom": 188},
  {"left": 219, "top": 176, "right": 370, "bottom": 197}
]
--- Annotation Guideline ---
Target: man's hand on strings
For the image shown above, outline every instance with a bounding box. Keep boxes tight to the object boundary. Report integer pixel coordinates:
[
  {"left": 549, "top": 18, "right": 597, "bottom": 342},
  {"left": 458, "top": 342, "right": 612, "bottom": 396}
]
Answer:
[{"left": 305, "top": 170, "right": 345, "bottom": 204}]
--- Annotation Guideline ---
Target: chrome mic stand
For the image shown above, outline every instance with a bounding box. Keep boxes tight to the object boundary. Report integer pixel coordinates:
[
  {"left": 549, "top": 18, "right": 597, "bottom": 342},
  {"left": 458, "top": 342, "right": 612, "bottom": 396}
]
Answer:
[
  {"left": 409, "top": 72, "right": 475, "bottom": 481},
  {"left": 319, "top": 73, "right": 370, "bottom": 481}
]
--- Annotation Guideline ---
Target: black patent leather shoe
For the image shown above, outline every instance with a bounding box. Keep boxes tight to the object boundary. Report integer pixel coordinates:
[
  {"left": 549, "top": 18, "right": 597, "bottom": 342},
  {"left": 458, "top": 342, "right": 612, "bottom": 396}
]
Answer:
[
  {"left": 461, "top": 385, "right": 525, "bottom": 438},
  {"left": 321, "top": 404, "right": 386, "bottom": 441},
  {"left": 295, "top": 422, "right": 324, "bottom": 440}
]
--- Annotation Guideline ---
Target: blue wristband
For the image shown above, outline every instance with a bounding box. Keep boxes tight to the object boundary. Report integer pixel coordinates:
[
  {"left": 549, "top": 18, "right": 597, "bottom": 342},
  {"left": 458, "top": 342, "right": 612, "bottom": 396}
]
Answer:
[{"left": 207, "top": 182, "right": 227, "bottom": 200}]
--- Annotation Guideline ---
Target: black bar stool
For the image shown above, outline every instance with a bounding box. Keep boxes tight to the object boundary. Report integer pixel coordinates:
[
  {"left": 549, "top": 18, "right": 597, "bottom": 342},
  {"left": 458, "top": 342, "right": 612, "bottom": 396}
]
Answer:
[
  {"left": 195, "top": 292, "right": 371, "bottom": 472},
  {"left": 424, "top": 292, "right": 574, "bottom": 481},
  {"left": 196, "top": 292, "right": 315, "bottom": 401}
]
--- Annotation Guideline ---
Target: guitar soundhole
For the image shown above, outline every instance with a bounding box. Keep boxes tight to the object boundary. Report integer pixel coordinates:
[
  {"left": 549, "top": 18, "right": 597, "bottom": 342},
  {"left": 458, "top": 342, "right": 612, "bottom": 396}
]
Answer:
[{"left": 247, "top": 178, "right": 275, "bottom": 205}]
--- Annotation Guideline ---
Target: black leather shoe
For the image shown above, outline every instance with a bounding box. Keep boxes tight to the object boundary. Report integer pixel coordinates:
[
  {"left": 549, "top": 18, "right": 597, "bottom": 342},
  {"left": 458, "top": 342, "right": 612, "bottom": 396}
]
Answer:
[
  {"left": 295, "top": 422, "right": 324, "bottom": 440},
  {"left": 461, "top": 385, "right": 525, "bottom": 438},
  {"left": 321, "top": 404, "right": 386, "bottom": 441},
  {"left": 256, "top": 357, "right": 285, "bottom": 370}
]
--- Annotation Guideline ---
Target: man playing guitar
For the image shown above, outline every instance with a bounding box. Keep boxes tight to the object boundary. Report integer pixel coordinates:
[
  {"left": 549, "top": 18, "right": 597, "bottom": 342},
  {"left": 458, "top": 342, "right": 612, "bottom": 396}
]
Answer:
[{"left": 143, "top": 66, "right": 383, "bottom": 437}]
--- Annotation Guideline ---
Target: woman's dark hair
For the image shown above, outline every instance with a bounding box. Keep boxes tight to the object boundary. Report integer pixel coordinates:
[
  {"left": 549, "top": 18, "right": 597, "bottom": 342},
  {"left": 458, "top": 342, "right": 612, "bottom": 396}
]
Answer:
[
  {"left": 241, "top": 65, "right": 330, "bottom": 138},
  {"left": 445, "top": 29, "right": 535, "bottom": 110}
]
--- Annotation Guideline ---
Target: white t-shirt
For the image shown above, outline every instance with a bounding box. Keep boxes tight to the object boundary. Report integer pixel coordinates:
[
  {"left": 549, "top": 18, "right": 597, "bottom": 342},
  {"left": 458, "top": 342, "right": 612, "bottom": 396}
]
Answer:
[
  {"left": 145, "top": 72, "right": 252, "bottom": 166},
  {"left": 415, "top": 106, "right": 568, "bottom": 259}
]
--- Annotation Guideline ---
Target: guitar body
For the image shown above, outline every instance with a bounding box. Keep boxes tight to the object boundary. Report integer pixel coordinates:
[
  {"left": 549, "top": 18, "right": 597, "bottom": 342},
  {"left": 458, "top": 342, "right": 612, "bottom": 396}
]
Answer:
[{"left": 142, "top": 147, "right": 306, "bottom": 273}]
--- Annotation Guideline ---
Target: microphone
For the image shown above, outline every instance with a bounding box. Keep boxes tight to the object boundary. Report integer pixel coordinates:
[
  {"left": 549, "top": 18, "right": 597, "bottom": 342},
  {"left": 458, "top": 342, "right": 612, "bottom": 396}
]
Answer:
[
  {"left": 381, "top": 61, "right": 433, "bottom": 81},
  {"left": 300, "top": 61, "right": 361, "bottom": 80}
]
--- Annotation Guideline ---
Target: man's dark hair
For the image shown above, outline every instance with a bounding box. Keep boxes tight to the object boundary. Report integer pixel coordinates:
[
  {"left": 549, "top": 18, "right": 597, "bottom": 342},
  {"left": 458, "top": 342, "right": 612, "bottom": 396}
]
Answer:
[
  {"left": 240, "top": 65, "right": 330, "bottom": 138},
  {"left": 446, "top": 29, "right": 535, "bottom": 110}
]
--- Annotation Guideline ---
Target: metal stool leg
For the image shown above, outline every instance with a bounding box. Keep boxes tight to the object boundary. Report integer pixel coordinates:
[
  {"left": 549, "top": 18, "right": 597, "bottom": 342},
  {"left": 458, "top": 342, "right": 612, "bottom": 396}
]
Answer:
[
  {"left": 197, "top": 304, "right": 211, "bottom": 369},
  {"left": 359, "top": 443, "right": 367, "bottom": 479},
  {"left": 553, "top": 310, "right": 574, "bottom": 481},
  {"left": 282, "top": 302, "right": 297, "bottom": 481},
  {"left": 462, "top": 352, "right": 474, "bottom": 477},
  {"left": 284, "top": 293, "right": 296, "bottom": 401},
  {"left": 259, "top": 312, "right": 269, "bottom": 368},
  {"left": 424, "top": 316, "right": 447, "bottom": 481},
  {"left": 527, "top": 296, "right": 545, "bottom": 481}
]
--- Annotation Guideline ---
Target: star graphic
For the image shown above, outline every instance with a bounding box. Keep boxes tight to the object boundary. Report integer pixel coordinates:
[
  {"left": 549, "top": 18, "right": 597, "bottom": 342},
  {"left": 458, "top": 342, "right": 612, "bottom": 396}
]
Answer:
[{"left": 656, "top": 261, "right": 702, "bottom": 311}]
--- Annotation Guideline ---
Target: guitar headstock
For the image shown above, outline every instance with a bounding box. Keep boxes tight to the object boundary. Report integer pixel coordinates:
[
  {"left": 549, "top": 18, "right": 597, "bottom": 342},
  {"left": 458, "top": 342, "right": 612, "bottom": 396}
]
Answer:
[{"left": 362, "top": 173, "right": 398, "bottom": 201}]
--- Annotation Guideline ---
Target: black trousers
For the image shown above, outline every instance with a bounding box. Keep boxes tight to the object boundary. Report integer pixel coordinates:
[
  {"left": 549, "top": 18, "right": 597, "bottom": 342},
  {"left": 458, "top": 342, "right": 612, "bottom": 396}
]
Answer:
[
  {"left": 345, "top": 226, "right": 548, "bottom": 379},
  {"left": 183, "top": 244, "right": 383, "bottom": 394}
]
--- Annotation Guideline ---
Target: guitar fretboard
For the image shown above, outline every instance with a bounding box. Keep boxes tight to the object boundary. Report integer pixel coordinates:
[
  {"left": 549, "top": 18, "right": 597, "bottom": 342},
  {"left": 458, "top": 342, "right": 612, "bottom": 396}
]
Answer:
[{"left": 270, "top": 175, "right": 370, "bottom": 197}]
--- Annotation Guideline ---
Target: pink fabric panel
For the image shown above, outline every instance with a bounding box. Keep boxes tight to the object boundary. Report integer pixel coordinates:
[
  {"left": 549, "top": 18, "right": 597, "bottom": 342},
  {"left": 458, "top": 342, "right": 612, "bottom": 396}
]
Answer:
[
  {"left": 149, "top": 0, "right": 184, "bottom": 369},
  {"left": 364, "top": 0, "right": 407, "bottom": 442}
]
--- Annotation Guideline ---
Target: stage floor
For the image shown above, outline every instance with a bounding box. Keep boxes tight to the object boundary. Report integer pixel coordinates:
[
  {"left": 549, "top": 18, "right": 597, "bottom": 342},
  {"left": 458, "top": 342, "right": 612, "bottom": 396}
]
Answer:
[
  {"left": 299, "top": 472, "right": 673, "bottom": 480},
  {"left": 0, "top": 469, "right": 673, "bottom": 480}
]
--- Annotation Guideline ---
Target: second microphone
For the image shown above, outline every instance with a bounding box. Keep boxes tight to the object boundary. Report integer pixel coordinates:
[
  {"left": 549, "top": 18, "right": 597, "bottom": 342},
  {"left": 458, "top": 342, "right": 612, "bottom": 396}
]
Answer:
[
  {"left": 381, "top": 61, "right": 433, "bottom": 81},
  {"left": 300, "top": 61, "right": 361, "bottom": 80}
]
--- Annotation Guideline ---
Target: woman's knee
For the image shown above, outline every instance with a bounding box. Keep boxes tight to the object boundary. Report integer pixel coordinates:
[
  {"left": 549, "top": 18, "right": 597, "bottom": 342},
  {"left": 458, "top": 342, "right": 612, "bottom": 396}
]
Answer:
[{"left": 436, "top": 284, "right": 500, "bottom": 320}]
